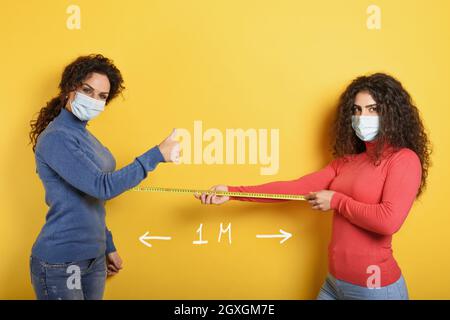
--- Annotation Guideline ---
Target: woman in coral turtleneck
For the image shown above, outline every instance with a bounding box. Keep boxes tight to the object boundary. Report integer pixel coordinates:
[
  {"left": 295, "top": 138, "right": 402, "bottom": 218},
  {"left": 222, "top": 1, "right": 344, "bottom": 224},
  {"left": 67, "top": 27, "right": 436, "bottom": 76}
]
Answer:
[{"left": 195, "top": 73, "right": 431, "bottom": 300}]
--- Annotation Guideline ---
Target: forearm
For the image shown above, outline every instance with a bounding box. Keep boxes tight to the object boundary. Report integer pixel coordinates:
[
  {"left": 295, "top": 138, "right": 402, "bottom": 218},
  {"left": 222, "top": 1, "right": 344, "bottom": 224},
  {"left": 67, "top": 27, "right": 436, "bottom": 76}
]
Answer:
[
  {"left": 91, "top": 146, "right": 164, "bottom": 200},
  {"left": 228, "top": 161, "right": 339, "bottom": 203},
  {"left": 330, "top": 153, "right": 421, "bottom": 235},
  {"left": 39, "top": 131, "right": 165, "bottom": 201},
  {"left": 331, "top": 192, "right": 413, "bottom": 235},
  {"left": 105, "top": 227, "right": 116, "bottom": 254}
]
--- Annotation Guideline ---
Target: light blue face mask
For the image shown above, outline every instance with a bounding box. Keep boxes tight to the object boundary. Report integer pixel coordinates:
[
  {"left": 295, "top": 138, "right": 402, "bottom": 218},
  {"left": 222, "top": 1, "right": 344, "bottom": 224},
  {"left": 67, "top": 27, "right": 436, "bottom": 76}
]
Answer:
[
  {"left": 70, "top": 91, "right": 106, "bottom": 121},
  {"left": 351, "top": 115, "right": 379, "bottom": 141}
]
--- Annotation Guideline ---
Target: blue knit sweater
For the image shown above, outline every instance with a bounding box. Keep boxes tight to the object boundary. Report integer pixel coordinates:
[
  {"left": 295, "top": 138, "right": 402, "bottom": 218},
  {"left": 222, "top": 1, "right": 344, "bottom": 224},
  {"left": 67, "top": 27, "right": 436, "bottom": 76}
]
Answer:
[{"left": 32, "top": 108, "right": 165, "bottom": 263}]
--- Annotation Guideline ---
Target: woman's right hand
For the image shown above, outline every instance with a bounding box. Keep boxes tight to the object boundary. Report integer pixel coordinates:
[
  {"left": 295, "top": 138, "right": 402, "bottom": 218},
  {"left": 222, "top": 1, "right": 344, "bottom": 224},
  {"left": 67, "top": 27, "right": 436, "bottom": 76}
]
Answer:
[
  {"left": 194, "top": 185, "right": 230, "bottom": 205},
  {"left": 158, "top": 129, "right": 180, "bottom": 163}
]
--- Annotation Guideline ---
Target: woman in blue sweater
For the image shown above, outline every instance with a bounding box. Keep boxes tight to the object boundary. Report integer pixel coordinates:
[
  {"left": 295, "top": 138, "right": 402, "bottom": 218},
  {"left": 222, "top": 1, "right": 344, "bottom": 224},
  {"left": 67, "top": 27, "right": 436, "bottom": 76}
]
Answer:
[{"left": 28, "top": 54, "right": 179, "bottom": 300}]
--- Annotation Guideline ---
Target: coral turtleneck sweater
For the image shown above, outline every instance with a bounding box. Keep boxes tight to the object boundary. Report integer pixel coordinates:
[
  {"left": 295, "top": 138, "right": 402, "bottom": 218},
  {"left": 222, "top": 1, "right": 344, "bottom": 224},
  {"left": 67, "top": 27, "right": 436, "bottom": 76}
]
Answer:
[{"left": 228, "top": 140, "right": 422, "bottom": 287}]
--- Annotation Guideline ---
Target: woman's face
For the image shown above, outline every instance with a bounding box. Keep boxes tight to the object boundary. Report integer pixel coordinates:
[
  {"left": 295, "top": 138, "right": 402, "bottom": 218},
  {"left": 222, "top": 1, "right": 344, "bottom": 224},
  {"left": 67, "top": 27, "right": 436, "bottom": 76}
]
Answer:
[
  {"left": 66, "top": 72, "right": 110, "bottom": 111},
  {"left": 352, "top": 91, "right": 379, "bottom": 116}
]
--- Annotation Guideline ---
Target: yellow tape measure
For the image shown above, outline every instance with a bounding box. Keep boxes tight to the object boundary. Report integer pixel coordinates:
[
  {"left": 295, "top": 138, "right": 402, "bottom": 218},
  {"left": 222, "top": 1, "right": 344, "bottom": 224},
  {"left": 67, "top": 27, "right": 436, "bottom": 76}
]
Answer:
[{"left": 132, "top": 186, "right": 307, "bottom": 201}]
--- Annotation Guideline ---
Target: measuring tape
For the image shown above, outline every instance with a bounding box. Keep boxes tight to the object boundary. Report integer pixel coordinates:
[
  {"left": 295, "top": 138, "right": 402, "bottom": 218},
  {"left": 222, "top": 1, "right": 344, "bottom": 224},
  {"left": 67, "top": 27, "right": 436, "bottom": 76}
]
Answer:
[{"left": 132, "top": 186, "right": 307, "bottom": 201}]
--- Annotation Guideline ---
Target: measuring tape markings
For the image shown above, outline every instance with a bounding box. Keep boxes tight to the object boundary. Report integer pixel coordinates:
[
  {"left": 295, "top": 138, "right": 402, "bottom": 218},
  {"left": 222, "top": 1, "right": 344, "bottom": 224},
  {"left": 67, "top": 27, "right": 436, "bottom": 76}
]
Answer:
[{"left": 132, "top": 186, "right": 307, "bottom": 201}]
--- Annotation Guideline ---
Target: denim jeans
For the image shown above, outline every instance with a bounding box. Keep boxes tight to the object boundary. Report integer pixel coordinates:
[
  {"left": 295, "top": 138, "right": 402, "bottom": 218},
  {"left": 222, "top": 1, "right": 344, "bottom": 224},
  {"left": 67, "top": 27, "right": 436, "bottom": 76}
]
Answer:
[
  {"left": 30, "top": 254, "right": 107, "bottom": 300},
  {"left": 317, "top": 273, "right": 409, "bottom": 300}
]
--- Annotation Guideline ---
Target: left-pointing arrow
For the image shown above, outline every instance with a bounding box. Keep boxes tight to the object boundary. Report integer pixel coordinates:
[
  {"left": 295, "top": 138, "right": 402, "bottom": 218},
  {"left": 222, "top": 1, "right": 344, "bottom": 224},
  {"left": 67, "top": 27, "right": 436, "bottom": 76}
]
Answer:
[{"left": 139, "top": 231, "right": 172, "bottom": 248}]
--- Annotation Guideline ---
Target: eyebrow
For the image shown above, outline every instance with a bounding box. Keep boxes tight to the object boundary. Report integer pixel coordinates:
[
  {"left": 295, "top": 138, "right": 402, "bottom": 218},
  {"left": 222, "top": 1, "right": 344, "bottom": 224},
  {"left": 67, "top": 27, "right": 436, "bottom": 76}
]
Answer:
[
  {"left": 353, "top": 103, "right": 378, "bottom": 108},
  {"left": 82, "top": 83, "right": 109, "bottom": 95}
]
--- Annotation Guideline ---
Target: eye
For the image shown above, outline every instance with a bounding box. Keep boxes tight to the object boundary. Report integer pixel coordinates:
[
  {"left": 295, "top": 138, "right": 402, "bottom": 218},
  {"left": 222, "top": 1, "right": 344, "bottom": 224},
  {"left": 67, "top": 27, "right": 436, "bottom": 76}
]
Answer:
[
  {"left": 352, "top": 106, "right": 361, "bottom": 114},
  {"left": 82, "top": 87, "right": 92, "bottom": 94},
  {"left": 369, "top": 106, "right": 378, "bottom": 112},
  {"left": 100, "top": 95, "right": 108, "bottom": 100}
]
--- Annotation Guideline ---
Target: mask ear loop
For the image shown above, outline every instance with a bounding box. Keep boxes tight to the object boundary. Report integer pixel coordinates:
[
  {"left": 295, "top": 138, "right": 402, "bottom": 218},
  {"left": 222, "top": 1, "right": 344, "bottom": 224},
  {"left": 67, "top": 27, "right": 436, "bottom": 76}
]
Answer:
[
  {"left": 64, "top": 86, "right": 77, "bottom": 108},
  {"left": 62, "top": 93, "right": 72, "bottom": 111}
]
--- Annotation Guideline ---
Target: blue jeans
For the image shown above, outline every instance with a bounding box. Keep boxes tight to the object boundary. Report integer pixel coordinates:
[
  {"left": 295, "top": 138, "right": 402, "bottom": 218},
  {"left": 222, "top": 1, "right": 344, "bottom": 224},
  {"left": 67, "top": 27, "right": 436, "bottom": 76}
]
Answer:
[
  {"left": 30, "top": 254, "right": 107, "bottom": 300},
  {"left": 317, "top": 273, "right": 409, "bottom": 300}
]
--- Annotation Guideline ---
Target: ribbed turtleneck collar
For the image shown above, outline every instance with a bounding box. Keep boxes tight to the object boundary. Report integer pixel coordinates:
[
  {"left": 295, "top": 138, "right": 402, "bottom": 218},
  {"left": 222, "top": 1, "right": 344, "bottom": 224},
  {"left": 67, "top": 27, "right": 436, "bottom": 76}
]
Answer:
[
  {"left": 364, "top": 139, "right": 377, "bottom": 152},
  {"left": 364, "top": 139, "right": 394, "bottom": 157},
  {"left": 54, "top": 107, "right": 88, "bottom": 129}
]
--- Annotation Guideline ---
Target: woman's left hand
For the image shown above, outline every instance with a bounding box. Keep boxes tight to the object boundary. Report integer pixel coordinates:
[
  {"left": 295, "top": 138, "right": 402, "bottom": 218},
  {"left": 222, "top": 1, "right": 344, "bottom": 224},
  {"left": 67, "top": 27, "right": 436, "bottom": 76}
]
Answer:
[
  {"left": 305, "top": 190, "right": 335, "bottom": 211},
  {"left": 106, "top": 251, "right": 123, "bottom": 277}
]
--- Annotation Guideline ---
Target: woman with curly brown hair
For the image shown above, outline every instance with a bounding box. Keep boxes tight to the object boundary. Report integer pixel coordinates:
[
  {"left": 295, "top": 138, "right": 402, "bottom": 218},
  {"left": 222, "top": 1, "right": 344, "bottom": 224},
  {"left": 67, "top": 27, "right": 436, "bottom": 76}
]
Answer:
[
  {"left": 195, "top": 73, "right": 431, "bottom": 300},
  {"left": 29, "top": 54, "right": 179, "bottom": 300}
]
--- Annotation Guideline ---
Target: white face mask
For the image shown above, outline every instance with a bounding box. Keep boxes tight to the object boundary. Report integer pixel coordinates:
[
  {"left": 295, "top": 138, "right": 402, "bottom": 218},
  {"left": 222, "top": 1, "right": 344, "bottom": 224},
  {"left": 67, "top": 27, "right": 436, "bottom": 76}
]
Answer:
[
  {"left": 351, "top": 115, "right": 379, "bottom": 141},
  {"left": 70, "top": 91, "right": 105, "bottom": 121}
]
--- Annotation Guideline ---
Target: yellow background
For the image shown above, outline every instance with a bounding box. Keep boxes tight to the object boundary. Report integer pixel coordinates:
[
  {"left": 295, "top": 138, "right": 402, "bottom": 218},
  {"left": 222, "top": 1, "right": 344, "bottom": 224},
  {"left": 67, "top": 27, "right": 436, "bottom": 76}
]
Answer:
[{"left": 1, "top": 0, "right": 449, "bottom": 299}]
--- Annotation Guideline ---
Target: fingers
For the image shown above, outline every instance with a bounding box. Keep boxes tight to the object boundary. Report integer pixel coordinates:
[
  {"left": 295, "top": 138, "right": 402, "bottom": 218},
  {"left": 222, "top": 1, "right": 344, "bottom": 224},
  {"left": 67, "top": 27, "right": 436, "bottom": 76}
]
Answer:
[
  {"left": 307, "top": 193, "right": 322, "bottom": 210},
  {"left": 196, "top": 187, "right": 218, "bottom": 204},
  {"left": 170, "top": 141, "right": 181, "bottom": 163},
  {"left": 195, "top": 185, "right": 229, "bottom": 205},
  {"left": 205, "top": 187, "right": 215, "bottom": 204},
  {"left": 309, "top": 200, "right": 319, "bottom": 208},
  {"left": 200, "top": 192, "right": 207, "bottom": 204},
  {"left": 305, "top": 191, "right": 317, "bottom": 201},
  {"left": 107, "top": 265, "right": 118, "bottom": 276},
  {"left": 108, "top": 264, "right": 119, "bottom": 273},
  {"left": 113, "top": 259, "right": 123, "bottom": 270},
  {"left": 107, "top": 263, "right": 119, "bottom": 276},
  {"left": 307, "top": 194, "right": 318, "bottom": 206},
  {"left": 306, "top": 191, "right": 321, "bottom": 210}
]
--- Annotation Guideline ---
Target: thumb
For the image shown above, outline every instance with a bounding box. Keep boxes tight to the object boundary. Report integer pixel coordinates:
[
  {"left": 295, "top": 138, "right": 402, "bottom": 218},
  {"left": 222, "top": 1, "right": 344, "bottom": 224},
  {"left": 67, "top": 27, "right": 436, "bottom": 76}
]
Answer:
[
  {"left": 306, "top": 191, "right": 316, "bottom": 200},
  {"left": 169, "top": 128, "right": 177, "bottom": 141}
]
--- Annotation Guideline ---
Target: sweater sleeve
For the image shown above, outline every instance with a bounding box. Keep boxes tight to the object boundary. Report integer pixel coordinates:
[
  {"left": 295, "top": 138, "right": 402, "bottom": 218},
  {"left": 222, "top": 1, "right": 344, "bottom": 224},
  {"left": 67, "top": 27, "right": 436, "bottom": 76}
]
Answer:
[
  {"left": 330, "top": 149, "right": 422, "bottom": 236},
  {"left": 37, "top": 130, "right": 165, "bottom": 201},
  {"left": 105, "top": 227, "right": 116, "bottom": 254},
  {"left": 227, "top": 158, "right": 341, "bottom": 203}
]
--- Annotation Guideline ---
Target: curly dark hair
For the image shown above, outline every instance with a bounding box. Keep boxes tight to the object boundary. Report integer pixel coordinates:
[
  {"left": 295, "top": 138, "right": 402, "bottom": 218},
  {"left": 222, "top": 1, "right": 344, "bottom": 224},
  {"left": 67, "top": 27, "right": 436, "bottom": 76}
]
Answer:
[
  {"left": 29, "top": 54, "right": 125, "bottom": 152},
  {"left": 331, "top": 73, "right": 431, "bottom": 198}
]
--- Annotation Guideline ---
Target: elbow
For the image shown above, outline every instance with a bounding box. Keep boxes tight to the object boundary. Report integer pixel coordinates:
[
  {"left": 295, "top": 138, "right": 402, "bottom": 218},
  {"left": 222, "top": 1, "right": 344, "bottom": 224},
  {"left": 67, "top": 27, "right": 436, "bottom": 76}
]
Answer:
[
  {"left": 94, "top": 177, "right": 119, "bottom": 201},
  {"left": 98, "top": 194, "right": 114, "bottom": 201},
  {"left": 374, "top": 222, "right": 402, "bottom": 236},
  {"left": 372, "top": 206, "right": 406, "bottom": 236},
  {"left": 93, "top": 188, "right": 116, "bottom": 201},
  {"left": 97, "top": 190, "right": 117, "bottom": 201},
  {"left": 92, "top": 192, "right": 110, "bottom": 201}
]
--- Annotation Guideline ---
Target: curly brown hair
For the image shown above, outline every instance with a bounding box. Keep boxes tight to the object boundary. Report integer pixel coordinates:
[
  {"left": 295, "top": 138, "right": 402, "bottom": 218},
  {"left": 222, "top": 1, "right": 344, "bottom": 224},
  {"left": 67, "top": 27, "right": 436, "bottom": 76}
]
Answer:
[
  {"left": 331, "top": 73, "right": 431, "bottom": 198},
  {"left": 29, "top": 54, "right": 125, "bottom": 152}
]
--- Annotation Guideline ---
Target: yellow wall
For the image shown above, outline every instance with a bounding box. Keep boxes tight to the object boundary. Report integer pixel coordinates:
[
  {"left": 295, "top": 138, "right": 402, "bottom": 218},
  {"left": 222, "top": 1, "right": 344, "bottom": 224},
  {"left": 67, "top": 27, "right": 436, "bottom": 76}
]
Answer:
[{"left": 1, "top": 0, "right": 449, "bottom": 299}]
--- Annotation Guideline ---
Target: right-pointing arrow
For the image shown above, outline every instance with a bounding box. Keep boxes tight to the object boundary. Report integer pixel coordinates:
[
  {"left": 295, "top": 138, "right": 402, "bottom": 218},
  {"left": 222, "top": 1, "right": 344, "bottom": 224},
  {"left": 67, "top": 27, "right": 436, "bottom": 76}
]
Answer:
[{"left": 256, "top": 229, "right": 292, "bottom": 244}]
